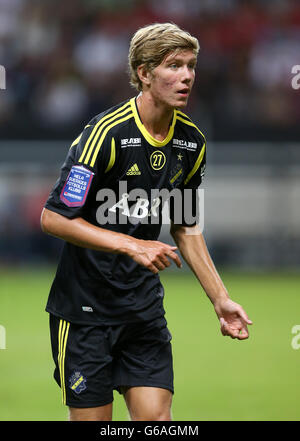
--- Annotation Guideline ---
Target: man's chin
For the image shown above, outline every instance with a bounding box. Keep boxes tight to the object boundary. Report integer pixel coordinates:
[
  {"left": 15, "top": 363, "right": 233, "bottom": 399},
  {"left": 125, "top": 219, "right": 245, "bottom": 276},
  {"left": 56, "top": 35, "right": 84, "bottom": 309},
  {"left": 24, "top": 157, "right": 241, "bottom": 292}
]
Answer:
[{"left": 175, "top": 99, "right": 189, "bottom": 109}]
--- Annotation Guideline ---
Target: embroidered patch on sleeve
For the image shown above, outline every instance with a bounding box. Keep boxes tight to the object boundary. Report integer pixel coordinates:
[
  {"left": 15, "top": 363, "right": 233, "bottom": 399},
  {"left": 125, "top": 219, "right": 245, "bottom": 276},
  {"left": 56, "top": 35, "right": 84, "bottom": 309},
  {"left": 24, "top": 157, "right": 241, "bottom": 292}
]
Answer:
[{"left": 60, "top": 165, "right": 94, "bottom": 207}]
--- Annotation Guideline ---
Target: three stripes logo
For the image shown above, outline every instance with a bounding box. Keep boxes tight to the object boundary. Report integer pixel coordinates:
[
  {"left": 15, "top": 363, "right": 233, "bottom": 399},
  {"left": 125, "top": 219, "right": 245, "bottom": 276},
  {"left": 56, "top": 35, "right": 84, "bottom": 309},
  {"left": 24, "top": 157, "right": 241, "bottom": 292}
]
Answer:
[
  {"left": 126, "top": 163, "right": 141, "bottom": 176},
  {"left": 58, "top": 320, "right": 70, "bottom": 405}
]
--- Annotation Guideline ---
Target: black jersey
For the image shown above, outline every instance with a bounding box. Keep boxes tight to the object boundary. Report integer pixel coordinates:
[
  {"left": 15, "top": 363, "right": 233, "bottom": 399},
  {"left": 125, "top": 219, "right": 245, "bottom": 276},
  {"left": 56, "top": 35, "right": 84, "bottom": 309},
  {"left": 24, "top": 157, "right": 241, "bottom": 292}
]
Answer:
[{"left": 45, "top": 96, "right": 206, "bottom": 325}]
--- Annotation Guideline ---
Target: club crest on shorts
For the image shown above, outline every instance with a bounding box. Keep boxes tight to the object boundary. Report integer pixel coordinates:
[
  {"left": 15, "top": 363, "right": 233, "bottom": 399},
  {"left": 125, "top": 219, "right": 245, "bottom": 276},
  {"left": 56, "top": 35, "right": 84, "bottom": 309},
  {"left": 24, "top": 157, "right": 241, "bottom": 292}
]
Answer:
[{"left": 69, "top": 371, "right": 87, "bottom": 394}]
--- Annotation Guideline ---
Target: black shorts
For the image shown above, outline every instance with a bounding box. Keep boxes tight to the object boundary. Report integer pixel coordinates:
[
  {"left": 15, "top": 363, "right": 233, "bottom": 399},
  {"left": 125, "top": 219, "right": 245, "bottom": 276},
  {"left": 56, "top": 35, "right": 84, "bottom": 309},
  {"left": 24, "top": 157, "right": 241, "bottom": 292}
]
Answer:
[{"left": 49, "top": 314, "right": 174, "bottom": 408}]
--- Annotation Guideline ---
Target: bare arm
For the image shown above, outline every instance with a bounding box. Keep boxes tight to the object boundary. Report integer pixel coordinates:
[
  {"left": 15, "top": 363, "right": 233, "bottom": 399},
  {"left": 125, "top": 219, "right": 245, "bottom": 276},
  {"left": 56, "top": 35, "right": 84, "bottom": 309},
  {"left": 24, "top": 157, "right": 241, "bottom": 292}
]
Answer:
[
  {"left": 170, "top": 223, "right": 252, "bottom": 339},
  {"left": 40, "top": 208, "right": 182, "bottom": 274}
]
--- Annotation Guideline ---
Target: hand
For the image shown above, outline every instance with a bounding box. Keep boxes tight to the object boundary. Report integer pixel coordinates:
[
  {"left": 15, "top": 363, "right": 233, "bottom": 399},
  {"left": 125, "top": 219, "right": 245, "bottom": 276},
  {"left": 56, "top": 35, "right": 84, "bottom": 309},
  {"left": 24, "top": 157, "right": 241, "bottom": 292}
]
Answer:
[
  {"left": 214, "top": 298, "right": 253, "bottom": 340},
  {"left": 128, "top": 239, "right": 182, "bottom": 274}
]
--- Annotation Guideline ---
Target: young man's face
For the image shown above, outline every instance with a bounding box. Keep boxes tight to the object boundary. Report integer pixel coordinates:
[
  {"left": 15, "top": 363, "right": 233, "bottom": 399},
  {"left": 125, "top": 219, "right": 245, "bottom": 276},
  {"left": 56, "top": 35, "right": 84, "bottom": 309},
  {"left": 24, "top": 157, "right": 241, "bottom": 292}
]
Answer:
[{"left": 148, "top": 49, "right": 197, "bottom": 109}]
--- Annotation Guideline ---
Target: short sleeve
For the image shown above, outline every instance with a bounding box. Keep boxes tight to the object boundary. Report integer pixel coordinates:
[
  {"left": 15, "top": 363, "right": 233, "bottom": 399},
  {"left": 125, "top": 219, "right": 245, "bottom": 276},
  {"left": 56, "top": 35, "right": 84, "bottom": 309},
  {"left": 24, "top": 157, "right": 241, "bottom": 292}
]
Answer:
[{"left": 44, "top": 121, "right": 111, "bottom": 219}]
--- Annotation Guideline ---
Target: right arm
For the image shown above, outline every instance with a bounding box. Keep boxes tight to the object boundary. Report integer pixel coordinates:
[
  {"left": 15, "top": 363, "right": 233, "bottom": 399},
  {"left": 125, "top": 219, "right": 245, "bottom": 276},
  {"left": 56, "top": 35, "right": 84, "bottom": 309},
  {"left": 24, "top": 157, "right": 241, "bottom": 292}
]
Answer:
[
  {"left": 40, "top": 208, "right": 181, "bottom": 274},
  {"left": 41, "top": 118, "right": 181, "bottom": 274}
]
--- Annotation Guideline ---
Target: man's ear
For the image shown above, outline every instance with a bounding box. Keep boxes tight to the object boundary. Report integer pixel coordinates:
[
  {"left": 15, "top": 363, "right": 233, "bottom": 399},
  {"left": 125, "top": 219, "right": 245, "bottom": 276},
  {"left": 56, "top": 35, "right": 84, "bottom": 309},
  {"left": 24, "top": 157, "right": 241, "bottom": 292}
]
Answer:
[{"left": 137, "top": 64, "right": 152, "bottom": 89}]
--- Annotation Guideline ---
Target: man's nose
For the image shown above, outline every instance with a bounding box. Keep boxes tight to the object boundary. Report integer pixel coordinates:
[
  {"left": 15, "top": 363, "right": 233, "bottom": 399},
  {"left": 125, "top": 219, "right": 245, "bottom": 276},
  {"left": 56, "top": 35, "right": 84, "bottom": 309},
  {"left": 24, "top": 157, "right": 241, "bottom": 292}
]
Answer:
[{"left": 182, "top": 66, "right": 193, "bottom": 83}]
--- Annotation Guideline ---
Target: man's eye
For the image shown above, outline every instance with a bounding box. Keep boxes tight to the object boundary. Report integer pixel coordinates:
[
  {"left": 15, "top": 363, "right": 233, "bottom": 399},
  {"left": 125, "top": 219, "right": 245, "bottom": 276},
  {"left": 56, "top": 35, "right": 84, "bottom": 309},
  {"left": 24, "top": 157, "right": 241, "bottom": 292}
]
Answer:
[{"left": 170, "top": 64, "right": 178, "bottom": 69}]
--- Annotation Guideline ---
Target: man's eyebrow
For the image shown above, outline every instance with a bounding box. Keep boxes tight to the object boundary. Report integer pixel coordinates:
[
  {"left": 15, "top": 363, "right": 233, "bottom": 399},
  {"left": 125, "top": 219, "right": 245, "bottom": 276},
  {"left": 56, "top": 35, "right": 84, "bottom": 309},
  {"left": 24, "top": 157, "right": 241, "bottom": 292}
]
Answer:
[{"left": 166, "top": 54, "right": 197, "bottom": 64}]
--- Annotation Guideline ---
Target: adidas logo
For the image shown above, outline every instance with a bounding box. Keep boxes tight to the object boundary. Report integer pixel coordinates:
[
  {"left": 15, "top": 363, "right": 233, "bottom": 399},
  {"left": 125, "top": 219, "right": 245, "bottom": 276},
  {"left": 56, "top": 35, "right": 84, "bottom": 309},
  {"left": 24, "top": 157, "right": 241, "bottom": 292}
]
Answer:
[{"left": 126, "top": 163, "right": 141, "bottom": 175}]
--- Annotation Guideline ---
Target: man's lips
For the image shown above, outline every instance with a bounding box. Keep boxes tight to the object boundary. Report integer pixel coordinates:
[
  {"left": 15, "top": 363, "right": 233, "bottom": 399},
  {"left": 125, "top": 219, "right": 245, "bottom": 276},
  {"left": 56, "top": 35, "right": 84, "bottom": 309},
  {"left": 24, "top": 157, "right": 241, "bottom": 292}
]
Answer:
[{"left": 177, "top": 88, "right": 190, "bottom": 96}]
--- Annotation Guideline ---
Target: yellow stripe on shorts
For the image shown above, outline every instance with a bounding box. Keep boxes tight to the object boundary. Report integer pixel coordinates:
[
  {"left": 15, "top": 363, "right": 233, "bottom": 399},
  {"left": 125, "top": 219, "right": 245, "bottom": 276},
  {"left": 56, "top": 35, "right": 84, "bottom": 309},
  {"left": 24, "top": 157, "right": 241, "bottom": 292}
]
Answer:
[{"left": 58, "top": 319, "right": 70, "bottom": 405}]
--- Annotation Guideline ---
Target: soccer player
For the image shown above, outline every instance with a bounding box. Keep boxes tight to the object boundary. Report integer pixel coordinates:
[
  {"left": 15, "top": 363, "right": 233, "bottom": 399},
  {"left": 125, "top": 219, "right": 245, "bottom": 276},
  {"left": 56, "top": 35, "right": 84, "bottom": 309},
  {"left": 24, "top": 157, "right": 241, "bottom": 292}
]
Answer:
[{"left": 41, "top": 23, "right": 252, "bottom": 421}]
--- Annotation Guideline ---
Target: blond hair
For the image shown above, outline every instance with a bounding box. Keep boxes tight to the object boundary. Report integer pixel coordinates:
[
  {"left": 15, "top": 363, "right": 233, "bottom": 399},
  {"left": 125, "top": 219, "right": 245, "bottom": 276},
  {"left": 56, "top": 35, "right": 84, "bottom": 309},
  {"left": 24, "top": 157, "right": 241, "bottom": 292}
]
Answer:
[{"left": 128, "top": 22, "right": 199, "bottom": 92}]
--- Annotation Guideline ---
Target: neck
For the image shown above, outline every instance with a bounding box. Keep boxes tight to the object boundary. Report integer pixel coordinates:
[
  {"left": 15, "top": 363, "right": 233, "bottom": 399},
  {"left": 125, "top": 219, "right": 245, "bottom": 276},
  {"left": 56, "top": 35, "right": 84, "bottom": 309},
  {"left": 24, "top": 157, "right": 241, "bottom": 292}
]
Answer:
[{"left": 136, "top": 93, "right": 174, "bottom": 141}]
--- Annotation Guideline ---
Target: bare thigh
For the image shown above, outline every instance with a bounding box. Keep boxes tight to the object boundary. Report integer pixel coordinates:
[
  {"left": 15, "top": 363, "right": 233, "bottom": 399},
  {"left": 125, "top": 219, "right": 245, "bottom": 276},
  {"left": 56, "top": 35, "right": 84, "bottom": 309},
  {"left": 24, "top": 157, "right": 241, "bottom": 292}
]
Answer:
[
  {"left": 123, "top": 386, "right": 173, "bottom": 421},
  {"left": 69, "top": 402, "right": 113, "bottom": 421}
]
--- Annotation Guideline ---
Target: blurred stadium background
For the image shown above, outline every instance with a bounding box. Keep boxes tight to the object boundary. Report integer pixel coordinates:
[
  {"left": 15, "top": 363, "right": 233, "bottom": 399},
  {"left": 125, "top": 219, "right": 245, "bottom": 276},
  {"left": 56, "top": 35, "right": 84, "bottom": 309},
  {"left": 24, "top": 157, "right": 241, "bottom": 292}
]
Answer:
[{"left": 0, "top": 0, "right": 300, "bottom": 421}]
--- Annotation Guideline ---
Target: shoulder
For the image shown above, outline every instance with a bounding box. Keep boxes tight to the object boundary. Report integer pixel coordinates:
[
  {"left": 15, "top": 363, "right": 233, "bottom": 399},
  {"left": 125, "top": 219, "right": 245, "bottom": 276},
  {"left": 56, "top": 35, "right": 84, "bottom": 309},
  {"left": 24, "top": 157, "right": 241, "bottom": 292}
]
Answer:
[
  {"left": 89, "top": 98, "right": 134, "bottom": 134},
  {"left": 175, "top": 109, "right": 206, "bottom": 147},
  {"left": 74, "top": 99, "right": 134, "bottom": 169},
  {"left": 174, "top": 110, "right": 207, "bottom": 186}
]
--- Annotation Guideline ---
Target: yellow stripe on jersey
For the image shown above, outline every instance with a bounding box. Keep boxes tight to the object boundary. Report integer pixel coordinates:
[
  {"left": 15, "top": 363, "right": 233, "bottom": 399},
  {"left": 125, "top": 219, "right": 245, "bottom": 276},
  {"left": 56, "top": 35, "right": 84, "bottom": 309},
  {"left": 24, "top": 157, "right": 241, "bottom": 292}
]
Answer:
[
  {"left": 176, "top": 110, "right": 192, "bottom": 122},
  {"left": 175, "top": 114, "right": 206, "bottom": 185},
  {"left": 69, "top": 125, "right": 93, "bottom": 150},
  {"left": 84, "top": 106, "right": 132, "bottom": 166},
  {"left": 79, "top": 102, "right": 131, "bottom": 165},
  {"left": 58, "top": 320, "right": 70, "bottom": 405},
  {"left": 89, "top": 112, "right": 134, "bottom": 168},
  {"left": 105, "top": 137, "right": 116, "bottom": 173},
  {"left": 184, "top": 142, "right": 206, "bottom": 185},
  {"left": 175, "top": 115, "right": 206, "bottom": 139},
  {"left": 70, "top": 133, "right": 82, "bottom": 149}
]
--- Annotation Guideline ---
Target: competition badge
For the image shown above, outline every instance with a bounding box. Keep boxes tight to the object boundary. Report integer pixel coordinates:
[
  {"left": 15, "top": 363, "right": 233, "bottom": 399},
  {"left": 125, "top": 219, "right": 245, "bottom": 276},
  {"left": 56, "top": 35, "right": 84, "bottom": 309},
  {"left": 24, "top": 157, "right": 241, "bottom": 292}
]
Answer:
[{"left": 60, "top": 165, "right": 94, "bottom": 207}]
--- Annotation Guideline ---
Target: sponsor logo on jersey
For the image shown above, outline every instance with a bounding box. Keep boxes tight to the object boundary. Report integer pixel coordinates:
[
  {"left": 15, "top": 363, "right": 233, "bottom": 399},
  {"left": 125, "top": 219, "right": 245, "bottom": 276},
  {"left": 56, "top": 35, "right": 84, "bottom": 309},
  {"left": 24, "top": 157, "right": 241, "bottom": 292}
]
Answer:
[
  {"left": 82, "top": 306, "right": 93, "bottom": 312},
  {"left": 69, "top": 371, "right": 87, "bottom": 394},
  {"left": 126, "top": 163, "right": 141, "bottom": 175},
  {"left": 150, "top": 150, "right": 166, "bottom": 170},
  {"left": 173, "top": 138, "right": 197, "bottom": 151},
  {"left": 121, "top": 138, "right": 141, "bottom": 148}
]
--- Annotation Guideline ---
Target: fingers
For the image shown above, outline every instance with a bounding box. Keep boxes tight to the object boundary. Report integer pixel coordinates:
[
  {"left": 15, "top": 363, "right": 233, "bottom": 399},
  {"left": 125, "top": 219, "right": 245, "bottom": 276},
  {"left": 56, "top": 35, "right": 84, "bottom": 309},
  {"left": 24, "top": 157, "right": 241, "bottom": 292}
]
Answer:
[
  {"left": 165, "top": 248, "right": 182, "bottom": 268},
  {"left": 237, "top": 308, "right": 253, "bottom": 326},
  {"left": 150, "top": 253, "right": 181, "bottom": 273},
  {"left": 235, "top": 308, "right": 252, "bottom": 338},
  {"left": 221, "top": 304, "right": 252, "bottom": 339},
  {"left": 153, "top": 258, "right": 169, "bottom": 272},
  {"left": 237, "top": 329, "right": 249, "bottom": 340},
  {"left": 144, "top": 243, "right": 182, "bottom": 273},
  {"left": 159, "top": 253, "right": 172, "bottom": 269},
  {"left": 220, "top": 318, "right": 249, "bottom": 340},
  {"left": 146, "top": 262, "right": 161, "bottom": 274},
  {"left": 220, "top": 318, "right": 230, "bottom": 336}
]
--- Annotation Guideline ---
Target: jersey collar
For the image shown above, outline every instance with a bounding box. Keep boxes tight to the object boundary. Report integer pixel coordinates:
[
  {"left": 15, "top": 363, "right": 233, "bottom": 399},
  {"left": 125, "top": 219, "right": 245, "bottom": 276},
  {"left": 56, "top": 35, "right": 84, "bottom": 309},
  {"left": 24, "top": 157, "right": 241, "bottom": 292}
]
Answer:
[{"left": 130, "top": 97, "right": 176, "bottom": 147}]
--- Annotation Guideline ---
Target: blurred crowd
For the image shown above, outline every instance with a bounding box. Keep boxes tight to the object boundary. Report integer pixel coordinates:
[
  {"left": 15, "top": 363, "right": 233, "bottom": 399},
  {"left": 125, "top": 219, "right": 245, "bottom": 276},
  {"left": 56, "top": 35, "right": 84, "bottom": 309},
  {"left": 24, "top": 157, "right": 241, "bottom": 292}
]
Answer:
[
  {"left": 1, "top": 0, "right": 300, "bottom": 266},
  {"left": 1, "top": 0, "right": 300, "bottom": 141}
]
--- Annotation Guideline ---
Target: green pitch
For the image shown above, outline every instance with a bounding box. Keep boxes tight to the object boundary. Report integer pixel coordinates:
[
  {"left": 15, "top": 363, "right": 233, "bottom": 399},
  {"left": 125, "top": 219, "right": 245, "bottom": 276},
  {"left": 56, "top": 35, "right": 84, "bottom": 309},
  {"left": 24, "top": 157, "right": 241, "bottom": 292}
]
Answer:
[{"left": 0, "top": 266, "right": 299, "bottom": 421}]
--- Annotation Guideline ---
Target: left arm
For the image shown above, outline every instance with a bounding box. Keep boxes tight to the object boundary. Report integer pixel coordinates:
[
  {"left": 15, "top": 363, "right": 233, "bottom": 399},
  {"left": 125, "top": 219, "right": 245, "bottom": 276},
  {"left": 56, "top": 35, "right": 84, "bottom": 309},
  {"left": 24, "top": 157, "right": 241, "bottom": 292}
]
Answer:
[{"left": 170, "top": 223, "right": 253, "bottom": 340}]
